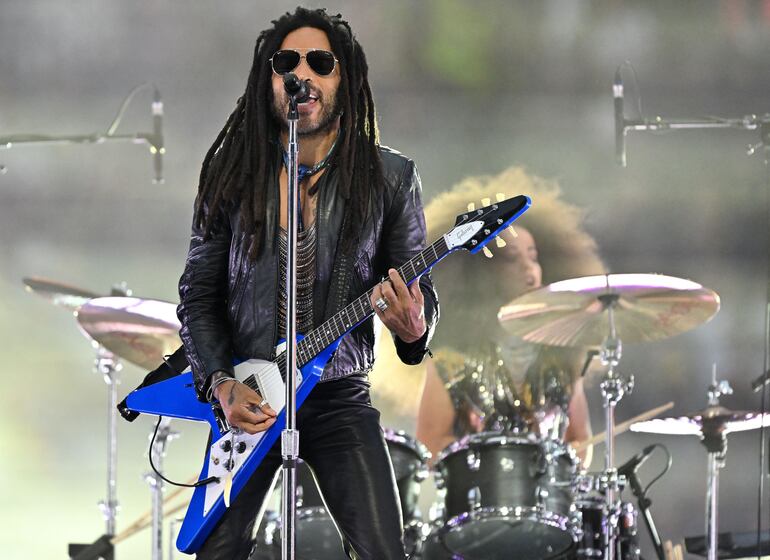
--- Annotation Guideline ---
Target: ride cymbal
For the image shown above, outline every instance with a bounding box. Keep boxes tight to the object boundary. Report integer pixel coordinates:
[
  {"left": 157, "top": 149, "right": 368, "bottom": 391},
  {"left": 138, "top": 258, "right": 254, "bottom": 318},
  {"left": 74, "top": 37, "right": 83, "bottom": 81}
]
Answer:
[{"left": 498, "top": 273, "right": 720, "bottom": 347}]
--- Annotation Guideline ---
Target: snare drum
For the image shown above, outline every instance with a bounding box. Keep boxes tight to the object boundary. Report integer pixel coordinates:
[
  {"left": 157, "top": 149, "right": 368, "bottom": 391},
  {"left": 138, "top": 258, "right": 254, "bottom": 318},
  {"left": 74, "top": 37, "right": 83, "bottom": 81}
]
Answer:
[{"left": 427, "top": 432, "right": 580, "bottom": 560}]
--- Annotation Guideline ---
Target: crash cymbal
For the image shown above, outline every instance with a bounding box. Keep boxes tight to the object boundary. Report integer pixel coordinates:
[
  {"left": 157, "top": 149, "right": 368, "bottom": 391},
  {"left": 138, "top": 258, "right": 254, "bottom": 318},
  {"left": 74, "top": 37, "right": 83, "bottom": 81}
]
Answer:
[
  {"left": 23, "top": 276, "right": 101, "bottom": 310},
  {"left": 76, "top": 296, "right": 181, "bottom": 370},
  {"left": 498, "top": 273, "right": 720, "bottom": 347},
  {"left": 630, "top": 406, "right": 770, "bottom": 437}
]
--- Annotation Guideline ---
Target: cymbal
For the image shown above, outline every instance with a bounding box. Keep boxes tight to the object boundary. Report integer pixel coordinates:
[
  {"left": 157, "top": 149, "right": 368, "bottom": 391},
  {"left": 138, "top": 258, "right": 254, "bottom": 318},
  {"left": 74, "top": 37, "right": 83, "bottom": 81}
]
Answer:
[
  {"left": 498, "top": 273, "right": 720, "bottom": 347},
  {"left": 23, "top": 276, "right": 101, "bottom": 310},
  {"left": 630, "top": 406, "right": 770, "bottom": 437},
  {"left": 76, "top": 296, "right": 182, "bottom": 370}
]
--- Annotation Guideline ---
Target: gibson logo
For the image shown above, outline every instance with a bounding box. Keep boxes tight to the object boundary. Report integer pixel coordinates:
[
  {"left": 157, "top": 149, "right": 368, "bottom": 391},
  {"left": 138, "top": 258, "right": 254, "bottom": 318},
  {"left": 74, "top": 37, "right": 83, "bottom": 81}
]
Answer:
[{"left": 445, "top": 221, "right": 483, "bottom": 249}]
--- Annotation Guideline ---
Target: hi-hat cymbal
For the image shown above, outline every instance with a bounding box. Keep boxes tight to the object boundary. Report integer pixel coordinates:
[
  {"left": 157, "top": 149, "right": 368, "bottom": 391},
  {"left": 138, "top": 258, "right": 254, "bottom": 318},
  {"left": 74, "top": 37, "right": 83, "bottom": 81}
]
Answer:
[
  {"left": 630, "top": 406, "right": 770, "bottom": 437},
  {"left": 76, "top": 296, "right": 181, "bottom": 370},
  {"left": 498, "top": 273, "right": 720, "bottom": 347},
  {"left": 23, "top": 276, "right": 101, "bottom": 310}
]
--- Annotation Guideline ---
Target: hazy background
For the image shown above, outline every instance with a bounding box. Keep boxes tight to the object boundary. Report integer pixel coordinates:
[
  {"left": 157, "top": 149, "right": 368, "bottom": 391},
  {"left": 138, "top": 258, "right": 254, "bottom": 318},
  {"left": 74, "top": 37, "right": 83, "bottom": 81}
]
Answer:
[{"left": 2, "top": 1, "right": 770, "bottom": 558}]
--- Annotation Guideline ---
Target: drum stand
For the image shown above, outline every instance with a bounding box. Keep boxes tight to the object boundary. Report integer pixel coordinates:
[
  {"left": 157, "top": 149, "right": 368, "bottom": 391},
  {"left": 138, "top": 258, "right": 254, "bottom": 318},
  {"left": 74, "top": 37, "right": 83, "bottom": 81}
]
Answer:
[
  {"left": 94, "top": 346, "right": 123, "bottom": 539},
  {"left": 143, "top": 416, "right": 179, "bottom": 560},
  {"left": 598, "top": 293, "right": 634, "bottom": 560},
  {"left": 701, "top": 377, "right": 733, "bottom": 560}
]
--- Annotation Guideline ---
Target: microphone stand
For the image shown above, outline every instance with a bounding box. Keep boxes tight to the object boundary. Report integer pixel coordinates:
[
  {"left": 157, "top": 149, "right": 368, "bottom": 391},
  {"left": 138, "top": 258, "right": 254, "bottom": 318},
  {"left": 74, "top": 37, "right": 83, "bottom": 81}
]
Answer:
[
  {"left": 281, "top": 90, "right": 301, "bottom": 560},
  {"left": 0, "top": 83, "right": 163, "bottom": 182},
  {"left": 625, "top": 470, "right": 665, "bottom": 560},
  {"left": 616, "top": 82, "right": 770, "bottom": 557}
]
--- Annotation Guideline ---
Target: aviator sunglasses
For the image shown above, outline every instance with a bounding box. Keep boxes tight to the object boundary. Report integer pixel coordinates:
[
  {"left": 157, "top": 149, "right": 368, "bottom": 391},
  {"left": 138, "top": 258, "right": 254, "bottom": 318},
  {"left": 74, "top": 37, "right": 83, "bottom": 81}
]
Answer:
[{"left": 270, "top": 49, "right": 338, "bottom": 77}]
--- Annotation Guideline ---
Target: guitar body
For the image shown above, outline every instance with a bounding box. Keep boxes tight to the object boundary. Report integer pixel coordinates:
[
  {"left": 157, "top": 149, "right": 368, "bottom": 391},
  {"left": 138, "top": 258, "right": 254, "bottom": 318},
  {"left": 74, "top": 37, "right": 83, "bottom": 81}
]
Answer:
[
  {"left": 125, "top": 338, "right": 340, "bottom": 553},
  {"left": 123, "top": 194, "right": 531, "bottom": 554}
]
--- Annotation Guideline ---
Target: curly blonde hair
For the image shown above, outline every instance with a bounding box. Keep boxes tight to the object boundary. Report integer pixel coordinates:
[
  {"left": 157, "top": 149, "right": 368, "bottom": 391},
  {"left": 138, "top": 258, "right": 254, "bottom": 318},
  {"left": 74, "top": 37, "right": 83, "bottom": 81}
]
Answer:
[{"left": 371, "top": 166, "right": 605, "bottom": 419}]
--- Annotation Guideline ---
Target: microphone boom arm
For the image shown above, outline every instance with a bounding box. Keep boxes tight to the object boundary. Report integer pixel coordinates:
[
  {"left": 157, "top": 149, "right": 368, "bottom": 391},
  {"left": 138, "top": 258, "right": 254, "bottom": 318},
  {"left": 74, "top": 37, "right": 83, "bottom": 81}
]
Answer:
[{"left": 0, "top": 83, "right": 163, "bottom": 182}]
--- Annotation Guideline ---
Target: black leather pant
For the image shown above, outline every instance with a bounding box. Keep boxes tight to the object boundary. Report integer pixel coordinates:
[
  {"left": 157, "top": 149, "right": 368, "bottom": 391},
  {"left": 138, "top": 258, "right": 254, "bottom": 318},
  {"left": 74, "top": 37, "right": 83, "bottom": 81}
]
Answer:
[{"left": 196, "top": 374, "right": 406, "bottom": 559}]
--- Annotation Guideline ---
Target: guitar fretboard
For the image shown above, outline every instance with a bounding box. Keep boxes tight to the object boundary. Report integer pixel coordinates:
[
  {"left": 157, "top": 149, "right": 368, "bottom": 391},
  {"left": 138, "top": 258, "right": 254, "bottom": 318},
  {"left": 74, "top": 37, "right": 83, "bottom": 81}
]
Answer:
[{"left": 269, "top": 235, "right": 450, "bottom": 372}]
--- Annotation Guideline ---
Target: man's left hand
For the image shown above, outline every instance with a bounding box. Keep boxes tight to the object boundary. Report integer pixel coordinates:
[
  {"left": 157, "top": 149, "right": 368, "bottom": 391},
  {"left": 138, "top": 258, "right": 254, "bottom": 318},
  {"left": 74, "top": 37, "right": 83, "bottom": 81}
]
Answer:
[{"left": 370, "top": 268, "right": 426, "bottom": 343}]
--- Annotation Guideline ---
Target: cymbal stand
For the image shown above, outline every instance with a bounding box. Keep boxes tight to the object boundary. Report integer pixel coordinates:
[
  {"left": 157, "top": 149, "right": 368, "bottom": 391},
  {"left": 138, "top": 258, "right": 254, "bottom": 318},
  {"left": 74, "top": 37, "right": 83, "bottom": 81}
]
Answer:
[
  {"left": 702, "top": 375, "right": 733, "bottom": 560},
  {"left": 143, "top": 417, "right": 179, "bottom": 560},
  {"left": 94, "top": 345, "right": 123, "bottom": 538},
  {"left": 92, "top": 282, "right": 131, "bottom": 541},
  {"left": 598, "top": 293, "right": 634, "bottom": 560}
]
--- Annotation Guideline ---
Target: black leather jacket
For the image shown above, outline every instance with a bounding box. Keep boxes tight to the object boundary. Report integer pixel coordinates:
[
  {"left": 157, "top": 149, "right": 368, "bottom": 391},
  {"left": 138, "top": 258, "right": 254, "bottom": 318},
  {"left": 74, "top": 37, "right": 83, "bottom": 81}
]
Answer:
[{"left": 178, "top": 146, "right": 439, "bottom": 400}]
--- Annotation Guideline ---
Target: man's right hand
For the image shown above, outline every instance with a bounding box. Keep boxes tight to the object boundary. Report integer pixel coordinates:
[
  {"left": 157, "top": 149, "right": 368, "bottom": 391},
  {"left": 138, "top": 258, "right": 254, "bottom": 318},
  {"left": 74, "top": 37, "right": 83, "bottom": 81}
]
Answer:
[{"left": 214, "top": 380, "right": 278, "bottom": 434}]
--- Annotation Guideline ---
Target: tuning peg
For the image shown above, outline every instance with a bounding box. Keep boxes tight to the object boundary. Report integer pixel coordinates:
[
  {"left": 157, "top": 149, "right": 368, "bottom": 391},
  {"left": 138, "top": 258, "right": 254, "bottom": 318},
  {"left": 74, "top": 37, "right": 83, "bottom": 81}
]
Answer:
[
  {"left": 481, "top": 197, "right": 491, "bottom": 207},
  {"left": 482, "top": 246, "right": 493, "bottom": 258},
  {"left": 508, "top": 226, "right": 518, "bottom": 238},
  {"left": 496, "top": 237, "right": 506, "bottom": 248},
  {"left": 467, "top": 202, "right": 476, "bottom": 212},
  {"left": 495, "top": 193, "right": 506, "bottom": 202}
]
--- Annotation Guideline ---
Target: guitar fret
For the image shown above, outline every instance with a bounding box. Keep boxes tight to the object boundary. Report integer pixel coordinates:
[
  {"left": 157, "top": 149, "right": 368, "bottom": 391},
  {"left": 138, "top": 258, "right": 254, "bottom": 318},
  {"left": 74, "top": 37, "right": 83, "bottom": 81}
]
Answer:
[
  {"left": 343, "top": 307, "right": 352, "bottom": 330},
  {"left": 279, "top": 234, "right": 454, "bottom": 373},
  {"left": 330, "top": 316, "right": 340, "bottom": 342}
]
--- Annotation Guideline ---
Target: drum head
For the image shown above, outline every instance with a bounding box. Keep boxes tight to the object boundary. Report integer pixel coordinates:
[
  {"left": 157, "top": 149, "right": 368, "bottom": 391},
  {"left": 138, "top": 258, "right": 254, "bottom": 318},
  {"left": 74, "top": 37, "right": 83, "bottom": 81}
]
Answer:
[{"left": 441, "top": 512, "right": 574, "bottom": 560}]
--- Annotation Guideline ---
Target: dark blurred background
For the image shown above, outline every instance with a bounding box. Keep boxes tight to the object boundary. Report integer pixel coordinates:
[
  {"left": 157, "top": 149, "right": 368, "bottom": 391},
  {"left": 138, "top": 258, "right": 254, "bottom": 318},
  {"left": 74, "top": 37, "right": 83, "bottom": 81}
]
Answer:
[{"left": 2, "top": 1, "right": 770, "bottom": 558}]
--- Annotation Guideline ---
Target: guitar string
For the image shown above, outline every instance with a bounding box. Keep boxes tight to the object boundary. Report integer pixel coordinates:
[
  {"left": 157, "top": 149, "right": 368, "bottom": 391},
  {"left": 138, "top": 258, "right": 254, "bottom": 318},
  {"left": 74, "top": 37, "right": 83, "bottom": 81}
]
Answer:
[{"left": 240, "top": 201, "right": 514, "bottom": 388}]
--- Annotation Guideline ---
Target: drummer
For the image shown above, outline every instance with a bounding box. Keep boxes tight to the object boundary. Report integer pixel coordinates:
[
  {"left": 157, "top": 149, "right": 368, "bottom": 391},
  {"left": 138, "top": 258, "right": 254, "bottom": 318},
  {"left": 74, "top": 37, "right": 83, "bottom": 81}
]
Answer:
[{"left": 415, "top": 167, "right": 605, "bottom": 467}]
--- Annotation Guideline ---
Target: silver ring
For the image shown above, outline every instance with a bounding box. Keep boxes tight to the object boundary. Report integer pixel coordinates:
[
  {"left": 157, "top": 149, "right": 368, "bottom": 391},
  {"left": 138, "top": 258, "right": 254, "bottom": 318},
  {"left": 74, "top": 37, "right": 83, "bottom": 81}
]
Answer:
[
  {"left": 375, "top": 297, "right": 389, "bottom": 312},
  {"left": 257, "top": 398, "right": 268, "bottom": 409}
]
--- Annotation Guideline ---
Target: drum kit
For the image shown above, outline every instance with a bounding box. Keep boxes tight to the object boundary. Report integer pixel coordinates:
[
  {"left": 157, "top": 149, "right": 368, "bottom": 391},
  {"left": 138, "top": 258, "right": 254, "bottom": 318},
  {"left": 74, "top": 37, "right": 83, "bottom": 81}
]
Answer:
[{"left": 25, "top": 271, "right": 770, "bottom": 560}]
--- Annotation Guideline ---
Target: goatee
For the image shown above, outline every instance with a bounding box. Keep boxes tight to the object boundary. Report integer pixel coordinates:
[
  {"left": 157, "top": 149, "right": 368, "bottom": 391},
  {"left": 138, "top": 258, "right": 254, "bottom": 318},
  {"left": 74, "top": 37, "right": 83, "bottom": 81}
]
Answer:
[{"left": 271, "top": 88, "right": 341, "bottom": 138}]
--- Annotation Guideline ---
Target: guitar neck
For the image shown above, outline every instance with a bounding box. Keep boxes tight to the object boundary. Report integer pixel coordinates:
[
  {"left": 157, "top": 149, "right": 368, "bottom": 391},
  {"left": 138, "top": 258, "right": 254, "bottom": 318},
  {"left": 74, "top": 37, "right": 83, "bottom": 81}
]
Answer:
[{"left": 273, "top": 236, "right": 450, "bottom": 371}]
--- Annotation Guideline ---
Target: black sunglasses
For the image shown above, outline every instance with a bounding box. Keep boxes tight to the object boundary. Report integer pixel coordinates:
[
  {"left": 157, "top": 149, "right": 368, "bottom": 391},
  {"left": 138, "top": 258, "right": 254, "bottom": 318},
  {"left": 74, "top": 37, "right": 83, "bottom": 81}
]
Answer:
[{"left": 270, "top": 49, "right": 338, "bottom": 77}]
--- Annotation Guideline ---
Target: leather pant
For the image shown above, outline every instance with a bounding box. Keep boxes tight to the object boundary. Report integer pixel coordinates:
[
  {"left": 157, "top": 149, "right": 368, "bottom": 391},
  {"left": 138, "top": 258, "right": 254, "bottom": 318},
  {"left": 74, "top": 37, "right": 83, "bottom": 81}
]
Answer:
[{"left": 196, "top": 374, "right": 406, "bottom": 559}]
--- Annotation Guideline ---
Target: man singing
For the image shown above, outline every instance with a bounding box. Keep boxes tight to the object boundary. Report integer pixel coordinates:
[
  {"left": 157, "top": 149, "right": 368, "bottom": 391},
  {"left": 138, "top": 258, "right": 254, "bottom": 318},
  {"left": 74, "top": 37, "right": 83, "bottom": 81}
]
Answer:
[{"left": 177, "top": 7, "right": 438, "bottom": 559}]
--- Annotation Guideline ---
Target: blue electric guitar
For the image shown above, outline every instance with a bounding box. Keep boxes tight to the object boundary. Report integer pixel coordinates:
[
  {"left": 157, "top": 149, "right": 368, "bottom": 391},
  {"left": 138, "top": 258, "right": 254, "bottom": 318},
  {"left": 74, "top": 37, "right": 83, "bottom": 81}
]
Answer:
[{"left": 124, "top": 194, "right": 530, "bottom": 553}]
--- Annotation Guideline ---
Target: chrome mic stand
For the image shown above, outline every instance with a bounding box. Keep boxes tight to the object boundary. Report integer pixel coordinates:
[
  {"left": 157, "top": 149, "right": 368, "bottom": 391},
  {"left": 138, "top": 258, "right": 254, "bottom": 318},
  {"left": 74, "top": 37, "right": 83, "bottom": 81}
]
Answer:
[
  {"left": 281, "top": 73, "right": 307, "bottom": 560},
  {"left": 598, "top": 291, "right": 634, "bottom": 560},
  {"left": 0, "top": 83, "right": 164, "bottom": 183},
  {"left": 614, "top": 66, "right": 770, "bottom": 553}
]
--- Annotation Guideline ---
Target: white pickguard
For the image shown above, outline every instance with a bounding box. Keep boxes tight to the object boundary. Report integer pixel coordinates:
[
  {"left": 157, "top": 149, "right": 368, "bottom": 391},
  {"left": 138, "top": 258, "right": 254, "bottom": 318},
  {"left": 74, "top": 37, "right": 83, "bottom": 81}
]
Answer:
[{"left": 203, "top": 358, "right": 301, "bottom": 514}]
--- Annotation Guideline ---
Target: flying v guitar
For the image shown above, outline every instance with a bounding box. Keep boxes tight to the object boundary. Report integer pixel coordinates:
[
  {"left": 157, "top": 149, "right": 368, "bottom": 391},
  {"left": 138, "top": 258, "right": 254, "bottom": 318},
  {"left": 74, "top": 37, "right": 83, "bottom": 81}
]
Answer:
[{"left": 124, "top": 194, "right": 530, "bottom": 553}]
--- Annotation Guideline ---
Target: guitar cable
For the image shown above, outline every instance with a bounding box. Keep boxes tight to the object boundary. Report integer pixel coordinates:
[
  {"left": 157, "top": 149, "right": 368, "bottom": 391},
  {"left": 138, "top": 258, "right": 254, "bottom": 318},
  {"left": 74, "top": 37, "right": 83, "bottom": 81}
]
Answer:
[{"left": 148, "top": 416, "right": 220, "bottom": 487}]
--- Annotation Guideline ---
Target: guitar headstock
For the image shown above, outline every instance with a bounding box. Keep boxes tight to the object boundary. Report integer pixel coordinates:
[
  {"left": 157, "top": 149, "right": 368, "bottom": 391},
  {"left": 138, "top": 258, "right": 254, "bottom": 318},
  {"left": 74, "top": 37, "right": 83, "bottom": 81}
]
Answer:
[{"left": 444, "top": 194, "right": 530, "bottom": 254}]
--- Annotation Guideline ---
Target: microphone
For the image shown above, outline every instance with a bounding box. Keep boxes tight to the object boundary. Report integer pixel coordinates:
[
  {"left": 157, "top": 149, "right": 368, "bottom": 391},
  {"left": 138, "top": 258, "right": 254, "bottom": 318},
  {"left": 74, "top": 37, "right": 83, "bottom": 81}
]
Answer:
[
  {"left": 614, "top": 67, "right": 626, "bottom": 167},
  {"left": 617, "top": 444, "right": 656, "bottom": 476},
  {"left": 151, "top": 87, "right": 164, "bottom": 184},
  {"left": 283, "top": 73, "right": 310, "bottom": 103}
]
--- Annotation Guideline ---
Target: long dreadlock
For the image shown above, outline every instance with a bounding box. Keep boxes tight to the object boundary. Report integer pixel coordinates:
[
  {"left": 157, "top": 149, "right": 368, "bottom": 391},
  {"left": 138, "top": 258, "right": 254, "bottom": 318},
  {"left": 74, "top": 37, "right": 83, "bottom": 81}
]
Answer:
[{"left": 194, "top": 7, "right": 383, "bottom": 258}]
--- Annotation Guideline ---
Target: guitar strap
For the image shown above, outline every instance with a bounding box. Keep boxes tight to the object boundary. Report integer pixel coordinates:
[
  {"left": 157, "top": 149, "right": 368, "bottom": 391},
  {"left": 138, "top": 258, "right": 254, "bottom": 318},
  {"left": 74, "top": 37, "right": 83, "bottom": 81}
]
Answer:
[{"left": 322, "top": 207, "right": 354, "bottom": 321}]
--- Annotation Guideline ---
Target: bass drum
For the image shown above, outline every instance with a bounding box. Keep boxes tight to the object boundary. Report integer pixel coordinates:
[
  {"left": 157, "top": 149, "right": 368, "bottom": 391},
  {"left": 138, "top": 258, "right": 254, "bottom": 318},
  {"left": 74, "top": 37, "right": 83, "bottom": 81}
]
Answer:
[
  {"left": 251, "top": 429, "right": 430, "bottom": 559},
  {"left": 423, "top": 432, "right": 580, "bottom": 560}
]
